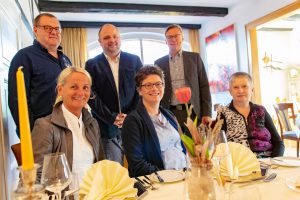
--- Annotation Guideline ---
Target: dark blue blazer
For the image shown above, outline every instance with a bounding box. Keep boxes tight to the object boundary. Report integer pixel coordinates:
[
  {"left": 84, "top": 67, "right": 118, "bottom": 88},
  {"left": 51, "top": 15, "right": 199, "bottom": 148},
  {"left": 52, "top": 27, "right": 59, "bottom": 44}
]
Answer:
[
  {"left": 85, "top": 51, "right": 143, "bottom": 138},
  {"left": 122, "top": 100, "right": 186, "bottom": 177}
]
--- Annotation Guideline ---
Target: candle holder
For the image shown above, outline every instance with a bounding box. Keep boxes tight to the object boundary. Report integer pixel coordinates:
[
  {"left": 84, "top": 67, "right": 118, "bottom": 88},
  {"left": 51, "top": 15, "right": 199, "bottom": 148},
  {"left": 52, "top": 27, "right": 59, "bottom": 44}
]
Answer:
[{"left": 14, "top": 164, "right": 46, "bottom": 200}]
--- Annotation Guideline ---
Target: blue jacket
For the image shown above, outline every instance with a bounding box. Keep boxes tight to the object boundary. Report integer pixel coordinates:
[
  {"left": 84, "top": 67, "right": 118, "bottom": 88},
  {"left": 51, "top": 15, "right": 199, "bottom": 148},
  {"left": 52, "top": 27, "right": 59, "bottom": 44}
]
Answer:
[
  {"left": 122, "top": 100, "right": 186, "bottom": 177},
  {"left": 85, "top": 51, "right": 143, "bottom": 139},
  {"left": 8, "top": 40, "right": 71, "bottom": 134}
]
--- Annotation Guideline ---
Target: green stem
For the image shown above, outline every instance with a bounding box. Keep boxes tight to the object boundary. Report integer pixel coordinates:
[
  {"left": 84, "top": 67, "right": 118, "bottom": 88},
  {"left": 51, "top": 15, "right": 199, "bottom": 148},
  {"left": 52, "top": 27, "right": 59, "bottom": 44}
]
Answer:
[{"left": 185, "top": 103, "right": 190, "bottom": 117}]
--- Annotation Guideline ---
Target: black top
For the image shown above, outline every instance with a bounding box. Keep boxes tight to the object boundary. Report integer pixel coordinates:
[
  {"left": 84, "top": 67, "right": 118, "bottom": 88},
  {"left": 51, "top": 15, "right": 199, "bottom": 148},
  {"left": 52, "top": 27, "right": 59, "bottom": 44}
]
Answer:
[
  {"left": 122, "top": 100, "right": 186, "bottom": 177},
  {"left": 8, "top": 40, "right": 71, "bottom": 135}
]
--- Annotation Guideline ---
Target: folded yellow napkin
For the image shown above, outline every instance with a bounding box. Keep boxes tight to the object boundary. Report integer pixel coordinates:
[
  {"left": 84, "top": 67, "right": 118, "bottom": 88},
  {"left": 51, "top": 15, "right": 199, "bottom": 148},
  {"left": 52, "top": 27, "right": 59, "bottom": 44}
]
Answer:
[
  {"left": 79, "top": 160, "right": 137, "bottom": 200},
  {"left": 215, "top": 142, "right": 260, "bottom": 179}
]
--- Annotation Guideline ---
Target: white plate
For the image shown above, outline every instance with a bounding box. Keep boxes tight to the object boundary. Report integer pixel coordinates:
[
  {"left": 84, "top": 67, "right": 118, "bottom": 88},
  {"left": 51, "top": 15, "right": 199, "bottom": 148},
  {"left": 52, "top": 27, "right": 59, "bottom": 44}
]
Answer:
[
  {"left": 286, "top": 176, "right": 300, "bottom": 192},
  {"left": 149, "top": 170, "right": 185, "bottom": 183},
  {"left": 271, "top": 157, "right": 300, "bottom": 167}
]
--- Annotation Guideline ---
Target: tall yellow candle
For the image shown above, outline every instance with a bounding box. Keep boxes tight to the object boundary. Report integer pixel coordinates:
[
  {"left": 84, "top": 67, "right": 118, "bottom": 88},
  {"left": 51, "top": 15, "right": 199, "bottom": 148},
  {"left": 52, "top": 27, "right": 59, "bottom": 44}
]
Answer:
[{"left": 16, "top": 67, "right": 34, "bottom": 170}]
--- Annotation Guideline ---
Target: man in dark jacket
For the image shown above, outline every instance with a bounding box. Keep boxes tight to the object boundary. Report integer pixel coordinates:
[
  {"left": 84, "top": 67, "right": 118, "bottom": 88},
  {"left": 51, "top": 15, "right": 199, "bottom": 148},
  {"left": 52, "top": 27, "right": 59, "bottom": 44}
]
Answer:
[
  {"left": 155, "top": 24, "right": 212, "bottom": 128},
  {"left": 8, "top": 13, "right": 71, "bottom": 137},
  {"left": 85, "top": 24, "right": 143, "bottom": 165}
]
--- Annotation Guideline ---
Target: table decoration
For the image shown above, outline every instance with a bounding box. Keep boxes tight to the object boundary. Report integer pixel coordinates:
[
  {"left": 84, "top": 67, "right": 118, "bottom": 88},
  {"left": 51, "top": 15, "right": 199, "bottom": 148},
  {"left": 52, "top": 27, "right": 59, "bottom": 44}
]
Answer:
[
  {"left": 174, "top": 87, "right": 226, "bottom": 200},
  {"left": 174, "top": 87, "right": 224, "bottom": 167},
  {"left": 13, "top": 67, "right": 45, "bottom": 199},
  {"left": 79, "top": 160, "right": 137, "bottom": 200}
]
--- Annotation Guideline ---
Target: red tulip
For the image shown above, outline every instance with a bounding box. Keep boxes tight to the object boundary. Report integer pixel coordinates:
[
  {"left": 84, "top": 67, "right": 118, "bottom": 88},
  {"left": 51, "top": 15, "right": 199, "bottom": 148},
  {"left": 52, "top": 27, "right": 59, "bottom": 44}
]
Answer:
[{"left": 174, "top": 87, "right": 191, "bottom": 103}]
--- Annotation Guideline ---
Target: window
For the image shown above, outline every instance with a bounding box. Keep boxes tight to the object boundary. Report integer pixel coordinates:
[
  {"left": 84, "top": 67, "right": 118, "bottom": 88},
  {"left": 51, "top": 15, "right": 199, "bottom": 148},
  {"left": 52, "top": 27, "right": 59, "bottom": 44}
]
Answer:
[{"left": 88, "top": 31, "right": 191, "bottom": 64}]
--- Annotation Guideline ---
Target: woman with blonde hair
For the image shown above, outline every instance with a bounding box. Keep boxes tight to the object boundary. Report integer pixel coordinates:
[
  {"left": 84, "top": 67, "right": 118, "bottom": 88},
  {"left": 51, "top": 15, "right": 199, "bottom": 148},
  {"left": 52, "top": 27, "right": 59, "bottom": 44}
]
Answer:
[{"left": 32, "top": 67, "right": 105, "bottom": 187}]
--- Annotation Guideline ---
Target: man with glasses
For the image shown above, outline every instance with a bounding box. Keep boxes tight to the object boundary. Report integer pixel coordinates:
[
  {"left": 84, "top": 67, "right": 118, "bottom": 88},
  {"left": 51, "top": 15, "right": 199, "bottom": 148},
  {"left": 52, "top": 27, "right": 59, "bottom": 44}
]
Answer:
[
  {"left": 85, "top": 24, "right": 142, "bottom": 165},
  {"left": 8, "top": 13, "right": 71, "bottom": 137},
  {"left": 155, "top": 24, "right": 212, "bottom": 129}
]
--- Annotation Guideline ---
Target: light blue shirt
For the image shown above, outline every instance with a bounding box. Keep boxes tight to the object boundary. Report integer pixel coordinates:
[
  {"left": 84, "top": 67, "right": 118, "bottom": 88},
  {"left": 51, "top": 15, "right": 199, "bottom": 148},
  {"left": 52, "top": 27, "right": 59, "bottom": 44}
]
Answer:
[{"left": 150, "top": 112, "right": 187, "bottom": 170}]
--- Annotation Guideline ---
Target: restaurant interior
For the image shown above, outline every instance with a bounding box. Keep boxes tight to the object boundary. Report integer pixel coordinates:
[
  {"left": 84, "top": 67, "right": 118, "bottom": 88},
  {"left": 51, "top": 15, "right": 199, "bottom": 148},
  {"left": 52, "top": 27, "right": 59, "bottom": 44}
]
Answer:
[{"left": 1, "top": 0, "right": 300, "bottom": 199}]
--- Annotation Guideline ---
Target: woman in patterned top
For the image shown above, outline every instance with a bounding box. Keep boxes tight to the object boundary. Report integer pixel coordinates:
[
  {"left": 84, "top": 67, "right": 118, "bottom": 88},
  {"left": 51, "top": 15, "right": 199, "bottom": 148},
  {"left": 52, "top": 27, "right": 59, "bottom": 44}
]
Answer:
[{"left": 219, "top": 72, "right": 284, "bottom": 157}]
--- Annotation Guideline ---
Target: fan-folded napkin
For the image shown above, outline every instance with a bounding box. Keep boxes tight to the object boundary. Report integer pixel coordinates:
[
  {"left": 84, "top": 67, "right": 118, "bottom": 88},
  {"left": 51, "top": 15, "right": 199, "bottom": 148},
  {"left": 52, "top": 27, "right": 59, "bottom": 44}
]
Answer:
[{"left": 79, "top": 160, "right": 137, "bottom": 200}]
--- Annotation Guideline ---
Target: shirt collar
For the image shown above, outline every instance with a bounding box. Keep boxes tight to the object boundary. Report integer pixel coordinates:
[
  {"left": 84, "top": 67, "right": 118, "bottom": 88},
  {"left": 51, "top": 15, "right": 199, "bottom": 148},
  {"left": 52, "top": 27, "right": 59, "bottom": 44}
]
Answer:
[
  {"left": 169, "top": 50, "right": 182, "bottom": 60},
  {"left": 104, "top": 52, "right": 121, "bottom": 63},
  {"left": 33, "top": 39, "right": 63, "bottom": 55},
  {"left": 61, "top": 104, "right": 83, "bottom": 123}
]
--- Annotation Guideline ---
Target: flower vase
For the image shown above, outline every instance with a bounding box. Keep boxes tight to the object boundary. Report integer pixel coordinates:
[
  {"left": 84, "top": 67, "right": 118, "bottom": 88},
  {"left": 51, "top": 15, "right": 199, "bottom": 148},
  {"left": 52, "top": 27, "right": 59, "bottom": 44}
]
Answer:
[{"left": 185, "top": 165, "right": 216, "bottom": 200}]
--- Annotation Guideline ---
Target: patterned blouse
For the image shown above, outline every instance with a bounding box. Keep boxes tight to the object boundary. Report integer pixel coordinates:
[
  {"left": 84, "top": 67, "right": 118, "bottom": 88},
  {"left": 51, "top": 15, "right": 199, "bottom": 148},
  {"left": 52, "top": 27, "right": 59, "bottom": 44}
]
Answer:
[{"left": 220, "top": 101, "right": 284, "bottom": 157}]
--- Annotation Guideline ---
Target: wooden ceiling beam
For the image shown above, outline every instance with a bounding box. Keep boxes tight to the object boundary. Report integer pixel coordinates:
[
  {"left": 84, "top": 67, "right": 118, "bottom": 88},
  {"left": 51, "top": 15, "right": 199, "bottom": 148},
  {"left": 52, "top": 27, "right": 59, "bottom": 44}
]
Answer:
[
  {"left": 60, "top": 21, "right": 202, "bottom": 29},
  {"left": 38, "top": 1, "right": 228, "bottom": 17}
]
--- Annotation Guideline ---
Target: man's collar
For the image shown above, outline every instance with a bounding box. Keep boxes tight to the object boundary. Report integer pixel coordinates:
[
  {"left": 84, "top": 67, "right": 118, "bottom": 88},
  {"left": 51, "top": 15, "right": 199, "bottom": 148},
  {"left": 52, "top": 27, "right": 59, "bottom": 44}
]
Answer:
[
  {"left": 33, "top": 39, "right": 63, "bottom": 54},
  {"left": 169, "top": 50, "right": 182, "bottom": 60},
  {"left": 104, "top": 52, "right": 121, "bottom": 62}
]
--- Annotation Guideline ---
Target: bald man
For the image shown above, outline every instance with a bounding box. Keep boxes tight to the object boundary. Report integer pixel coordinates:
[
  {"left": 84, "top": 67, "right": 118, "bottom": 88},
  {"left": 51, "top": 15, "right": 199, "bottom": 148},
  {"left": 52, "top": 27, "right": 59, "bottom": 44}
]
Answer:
[{"left": 85, "top": 24, "right": 143, "bottom": 165}]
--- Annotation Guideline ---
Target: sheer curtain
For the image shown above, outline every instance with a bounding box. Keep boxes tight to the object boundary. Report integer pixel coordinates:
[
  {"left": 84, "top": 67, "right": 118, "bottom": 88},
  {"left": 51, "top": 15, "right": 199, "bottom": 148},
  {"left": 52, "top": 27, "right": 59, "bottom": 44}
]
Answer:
[
  {"left": 188, "top": 29, "right": 200, "bottom": 53},
  {"left": 61, "top": 28, "right": 88, "bottom": 68}
]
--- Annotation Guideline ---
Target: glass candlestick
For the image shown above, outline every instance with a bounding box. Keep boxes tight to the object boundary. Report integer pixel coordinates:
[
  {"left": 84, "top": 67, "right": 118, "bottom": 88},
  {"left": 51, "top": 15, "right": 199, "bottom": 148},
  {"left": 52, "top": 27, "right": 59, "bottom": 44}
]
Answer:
[{"left": 14, "top": 164, "right": 46, "bottom": 200}]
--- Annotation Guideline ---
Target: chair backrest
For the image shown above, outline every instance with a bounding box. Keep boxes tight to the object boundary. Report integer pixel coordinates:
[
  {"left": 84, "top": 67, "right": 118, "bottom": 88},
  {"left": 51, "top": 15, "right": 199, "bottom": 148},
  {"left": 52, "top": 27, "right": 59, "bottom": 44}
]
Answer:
[
  {"left": 273, "top": 103, "right": 295, "bottom": 135},
  {"left": 11, "top": 143, "right": 22, "bottom": 166}
]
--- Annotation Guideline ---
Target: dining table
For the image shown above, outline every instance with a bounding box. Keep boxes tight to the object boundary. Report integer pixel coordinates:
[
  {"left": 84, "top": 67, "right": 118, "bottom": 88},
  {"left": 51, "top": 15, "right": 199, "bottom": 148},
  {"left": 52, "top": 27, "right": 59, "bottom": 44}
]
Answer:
[{"left": 142, "top": 159, "right": 300, "bottom": 200}]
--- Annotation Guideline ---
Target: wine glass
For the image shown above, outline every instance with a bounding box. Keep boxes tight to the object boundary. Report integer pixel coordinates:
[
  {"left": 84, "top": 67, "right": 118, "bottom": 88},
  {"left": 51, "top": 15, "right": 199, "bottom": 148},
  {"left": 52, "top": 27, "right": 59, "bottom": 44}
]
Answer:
[
  {"left": 41, "top": 152, "right": 72, "bottom": 200},
  {"left": 212, "top": 130, "right": 232, "bottom": 192}
]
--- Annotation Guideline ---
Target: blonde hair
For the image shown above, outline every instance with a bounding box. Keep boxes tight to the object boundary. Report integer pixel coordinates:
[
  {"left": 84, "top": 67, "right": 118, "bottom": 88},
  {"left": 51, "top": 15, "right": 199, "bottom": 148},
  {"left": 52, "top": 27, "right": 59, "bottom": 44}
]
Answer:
[{"left": 54, "top": 67, "right": 92, "bottom": 106}]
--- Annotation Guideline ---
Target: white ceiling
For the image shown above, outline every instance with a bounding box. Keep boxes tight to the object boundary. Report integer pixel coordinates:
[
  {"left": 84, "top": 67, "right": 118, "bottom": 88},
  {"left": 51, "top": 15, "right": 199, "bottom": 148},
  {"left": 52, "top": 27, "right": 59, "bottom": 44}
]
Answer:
[{"left": 42, "top": 0, "right": 246, "bottom": 26}]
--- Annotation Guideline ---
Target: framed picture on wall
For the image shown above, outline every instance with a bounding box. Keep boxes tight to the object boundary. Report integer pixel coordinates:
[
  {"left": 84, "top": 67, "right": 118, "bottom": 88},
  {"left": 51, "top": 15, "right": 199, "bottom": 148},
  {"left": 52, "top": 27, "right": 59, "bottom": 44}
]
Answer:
[{"left": 205, "top": 24, "right": 238, "bottom": 93}]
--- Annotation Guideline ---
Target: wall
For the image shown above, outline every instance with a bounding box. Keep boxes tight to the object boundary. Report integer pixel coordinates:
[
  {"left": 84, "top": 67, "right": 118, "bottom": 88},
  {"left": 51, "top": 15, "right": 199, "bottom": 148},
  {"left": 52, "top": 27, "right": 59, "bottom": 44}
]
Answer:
[
  {"left": 200, "top": 0, "right": 297, "bottom": 73},
  {"left": 199, "top": 0, "right": 297, "bottom": 110},
  {"left": 0, "top": 0, "right": 37, "bottom": 199}
]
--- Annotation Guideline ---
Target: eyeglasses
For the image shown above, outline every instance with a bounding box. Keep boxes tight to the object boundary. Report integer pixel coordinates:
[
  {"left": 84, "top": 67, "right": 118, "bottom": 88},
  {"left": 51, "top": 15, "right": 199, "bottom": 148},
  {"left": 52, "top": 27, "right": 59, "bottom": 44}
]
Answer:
[
  {"left": 141, "top": 82, "right": 164, "bottom": 90},
  {"left": 166, "top": 34, "right": 181, "bottom": 40},
  {"left": 37, "top": 25, "right": 61, "bottom": 33}
]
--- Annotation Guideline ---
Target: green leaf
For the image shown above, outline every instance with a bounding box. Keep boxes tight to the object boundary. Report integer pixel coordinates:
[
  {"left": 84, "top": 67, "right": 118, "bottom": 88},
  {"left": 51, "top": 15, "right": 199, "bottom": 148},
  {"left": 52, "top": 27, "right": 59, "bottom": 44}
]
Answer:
[{"left": 181, "top": 134, "right": 195, "bottom": 156}]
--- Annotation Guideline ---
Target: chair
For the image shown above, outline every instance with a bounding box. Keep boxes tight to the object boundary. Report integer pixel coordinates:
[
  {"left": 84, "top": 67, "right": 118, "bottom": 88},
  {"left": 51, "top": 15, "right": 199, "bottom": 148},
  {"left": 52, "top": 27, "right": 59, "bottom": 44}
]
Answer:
[
  {"left": 11, "top": 143, "right": 22, "bottom": 166},
  {"left": 274, "top": 103, "right": 300, "bottom": 157}
]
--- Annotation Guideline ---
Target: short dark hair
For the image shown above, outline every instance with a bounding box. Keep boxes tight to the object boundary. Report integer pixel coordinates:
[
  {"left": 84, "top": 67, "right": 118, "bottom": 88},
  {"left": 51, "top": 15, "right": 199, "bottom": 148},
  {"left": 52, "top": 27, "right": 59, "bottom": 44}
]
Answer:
[
  {"left": 135, "top": 65, "right": 165, "bottom": 88},
  {"left": 165, "top": 24, "right": 183, "bottom": 36},
  {"left": 34, "top": 13, "right": 59, "bottom": 27},
  {"left": 229, "top": 72, "right": 253, "bottom": 87},
  {"left": 98, "top": 24, "right": 119, "bottom": 38}
]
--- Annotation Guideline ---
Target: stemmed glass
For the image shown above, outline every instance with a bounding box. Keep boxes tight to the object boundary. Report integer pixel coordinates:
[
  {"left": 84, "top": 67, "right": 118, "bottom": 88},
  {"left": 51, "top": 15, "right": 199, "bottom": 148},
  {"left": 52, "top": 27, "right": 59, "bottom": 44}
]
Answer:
[
  {"left": 212, "top": 130, "right": 232, "bottom": 192},
  {"left": 41, "top": 152, "right": 72, "bottom": 200}
]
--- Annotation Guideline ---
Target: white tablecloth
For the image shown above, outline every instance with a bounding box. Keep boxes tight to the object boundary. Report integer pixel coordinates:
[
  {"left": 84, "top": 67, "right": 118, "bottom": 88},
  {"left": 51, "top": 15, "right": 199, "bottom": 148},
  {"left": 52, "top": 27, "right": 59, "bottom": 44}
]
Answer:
[{"left": 143, "top": 166, "right": 300, "bottom": 200}]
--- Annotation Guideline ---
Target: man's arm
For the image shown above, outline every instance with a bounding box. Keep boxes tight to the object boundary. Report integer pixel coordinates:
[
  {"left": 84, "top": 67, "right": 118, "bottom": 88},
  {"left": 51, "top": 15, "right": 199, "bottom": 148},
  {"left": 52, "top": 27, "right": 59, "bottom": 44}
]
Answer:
[
  {"left": 8, "top": 52, "right": 34, "bottom": 132},
  {"left": 196, "top": 54, "right": 212, "bottom": 118}
]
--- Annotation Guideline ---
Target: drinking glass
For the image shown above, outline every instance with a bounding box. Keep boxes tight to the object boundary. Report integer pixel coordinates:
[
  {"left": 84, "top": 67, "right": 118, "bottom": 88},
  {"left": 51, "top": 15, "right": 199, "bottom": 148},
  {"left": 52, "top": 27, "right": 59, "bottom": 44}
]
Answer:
[
  {"left": 212, "top": 130, "right": 232, "bottom": 192},
  {"left": 184, "top": 164, "right": 216, "bottom": 200},
  {"left": 41, "top": 152, "right": 72, "bottom": 200}
]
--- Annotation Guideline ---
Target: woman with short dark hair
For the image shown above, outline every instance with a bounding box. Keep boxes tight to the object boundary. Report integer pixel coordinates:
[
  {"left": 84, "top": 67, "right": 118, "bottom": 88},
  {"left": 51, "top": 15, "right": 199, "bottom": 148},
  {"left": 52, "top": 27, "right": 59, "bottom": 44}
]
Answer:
[
  {"left": 122, "top": 65, "right": 188, "bottom": 177},
  {"left": 220, "top": 72, "right": 284, "bottom": 157}
]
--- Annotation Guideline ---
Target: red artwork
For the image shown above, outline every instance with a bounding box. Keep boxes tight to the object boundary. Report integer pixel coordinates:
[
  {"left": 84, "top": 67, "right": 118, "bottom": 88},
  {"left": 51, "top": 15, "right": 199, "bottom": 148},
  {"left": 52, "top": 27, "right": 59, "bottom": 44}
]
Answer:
[{"left": 205, "top": 24, "right": 238, "bottom": 93}]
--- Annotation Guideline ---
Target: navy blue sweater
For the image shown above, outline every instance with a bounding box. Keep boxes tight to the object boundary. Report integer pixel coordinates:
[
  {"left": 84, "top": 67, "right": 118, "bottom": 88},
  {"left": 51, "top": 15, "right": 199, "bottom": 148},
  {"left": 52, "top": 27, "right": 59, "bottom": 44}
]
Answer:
[{"left": 8, "top": 40, "right": 71, "bottom": 136}]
